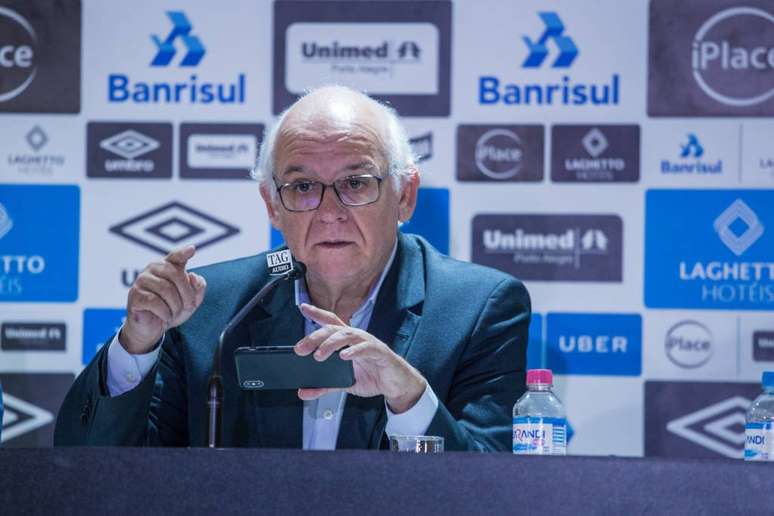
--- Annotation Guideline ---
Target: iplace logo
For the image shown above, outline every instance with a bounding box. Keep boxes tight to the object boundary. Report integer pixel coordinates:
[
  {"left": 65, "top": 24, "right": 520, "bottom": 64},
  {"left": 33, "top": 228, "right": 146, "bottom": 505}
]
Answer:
[
  {"left": 273, "top": 0, "right": 451, "bottom": 116},
  {"left": 645, "top": 190, "right": 774, "bottom": 309},
  {"left": 665, "top": 320, "right": 713, "bottom": 369},
  {"left": 0, "top": 1, "right": 80, "bottom": 112},
  {"left": 545, "top": 313, "right": 641, "bottom": 376},
  {"left": 1, "top": 322, "right": 66, "bottom": 351},
  {"left": 180, "top": 123, "right": 264, "bottom": 180},
  {"left": 1, "top": 373, "right": 74, "bottom": 446},
  {"left": 109, "top": 201, "right": 239, "bottom": 255},
  {"left": 471, "top": 214, "right": 623, "bottom": 281},
  {"left": 649, "top": 0, "right": 774, "bottom": 116},
  {"left": 457, "top": 125, "right": 544, "bottom": 182},
  {"left": 0, "top": 185, "right": 79, "bottom": 302},
  {"left": 87, "top": 122, "right": 172, "bottom": 179},
  {"left": 479, "top": 11, "right": 621, "bottom": 107},
  {"left": 645, "top": 381, "right": 759, "bottom": 459},
  {"left": 551, "top": 125, "right": 640, "bottom": 182}
]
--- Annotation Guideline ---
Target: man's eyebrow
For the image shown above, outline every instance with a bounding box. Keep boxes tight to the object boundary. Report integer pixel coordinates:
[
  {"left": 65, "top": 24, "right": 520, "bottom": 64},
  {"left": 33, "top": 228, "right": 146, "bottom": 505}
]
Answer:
[
  {"left": 281, "top": 165, "right": 305, "bottom": 176},
  {"left": 343, "top": 161, "right": 376, "bottom": 173}
]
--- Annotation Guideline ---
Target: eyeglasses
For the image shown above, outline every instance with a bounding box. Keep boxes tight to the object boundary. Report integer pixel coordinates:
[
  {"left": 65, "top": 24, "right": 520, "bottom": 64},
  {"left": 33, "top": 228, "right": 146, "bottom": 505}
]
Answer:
[{"left": 274, "top": 173, "right": 387, "bottom": 212}]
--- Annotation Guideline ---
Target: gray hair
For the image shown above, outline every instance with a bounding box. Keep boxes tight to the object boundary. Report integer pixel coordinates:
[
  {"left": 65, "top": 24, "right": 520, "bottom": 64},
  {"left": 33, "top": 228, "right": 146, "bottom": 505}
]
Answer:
[{"left": 251, "top": 86, "right": 416, "bottom": 197}]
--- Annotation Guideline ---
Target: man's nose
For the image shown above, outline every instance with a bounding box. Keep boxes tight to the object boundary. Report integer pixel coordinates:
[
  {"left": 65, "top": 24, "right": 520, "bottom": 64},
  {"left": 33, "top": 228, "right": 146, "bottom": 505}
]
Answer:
[{"left": 316, "top": 185, "right": 348, "bottom": 222}]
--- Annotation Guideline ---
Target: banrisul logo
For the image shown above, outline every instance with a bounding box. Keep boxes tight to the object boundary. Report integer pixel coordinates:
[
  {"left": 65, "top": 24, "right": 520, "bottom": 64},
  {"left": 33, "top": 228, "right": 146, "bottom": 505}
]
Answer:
[
  {"left": 479, "top": 12, "right": 620, "bottom": 107},
  {"left": 660, "top": 133, "right": 723, "bottom": 175},
  {"left": 645, "top": 190, "right": 774, "bottom": 309},
  {"left": 108, "top": 11, "right": 246, "bottom": 105}
]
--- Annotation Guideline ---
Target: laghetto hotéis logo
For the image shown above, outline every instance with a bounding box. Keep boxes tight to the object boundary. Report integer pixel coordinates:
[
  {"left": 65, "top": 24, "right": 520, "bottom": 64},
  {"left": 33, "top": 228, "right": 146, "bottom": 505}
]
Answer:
[
  {"left": 645, "top": 190, "right": 774, "bottom": 309},
  {"left": 479, "top": 11, "right": 620, "bottom": 107},
  {"left": 108, "top": 11, "right": 246, "bottom": 105}
]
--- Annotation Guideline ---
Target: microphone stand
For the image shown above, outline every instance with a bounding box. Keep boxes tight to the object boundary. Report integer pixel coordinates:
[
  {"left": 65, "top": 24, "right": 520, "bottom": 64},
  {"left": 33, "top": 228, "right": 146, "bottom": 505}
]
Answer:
[{"left": 207, "top": 262, "right": 306, "bottom": 448}]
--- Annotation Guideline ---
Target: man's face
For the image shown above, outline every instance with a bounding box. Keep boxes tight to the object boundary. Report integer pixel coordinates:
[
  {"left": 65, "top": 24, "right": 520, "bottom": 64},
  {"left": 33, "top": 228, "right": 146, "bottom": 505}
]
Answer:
[{"left": 261, "top": 115, "right": 417, "bottom": 286}]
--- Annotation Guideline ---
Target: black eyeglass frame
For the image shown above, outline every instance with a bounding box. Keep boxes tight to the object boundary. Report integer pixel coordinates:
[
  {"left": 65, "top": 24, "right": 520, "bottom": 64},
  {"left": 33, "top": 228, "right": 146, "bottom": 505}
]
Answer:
[{"left": 273, "top": 173, "right": 389, "bottom": 212}]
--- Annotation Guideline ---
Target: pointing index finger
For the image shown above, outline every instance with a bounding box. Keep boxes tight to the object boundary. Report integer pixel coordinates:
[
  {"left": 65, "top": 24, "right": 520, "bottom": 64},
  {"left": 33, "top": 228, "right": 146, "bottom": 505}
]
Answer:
[{"left": 165, "top": 245, "right": 196, "bottom": 268}]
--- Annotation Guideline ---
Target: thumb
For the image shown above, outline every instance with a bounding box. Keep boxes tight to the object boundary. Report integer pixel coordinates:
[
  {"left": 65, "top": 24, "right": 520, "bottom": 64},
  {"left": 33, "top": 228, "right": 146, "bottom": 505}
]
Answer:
[{"left": 188, "top": 273, "right": 207, "bottom": 307}]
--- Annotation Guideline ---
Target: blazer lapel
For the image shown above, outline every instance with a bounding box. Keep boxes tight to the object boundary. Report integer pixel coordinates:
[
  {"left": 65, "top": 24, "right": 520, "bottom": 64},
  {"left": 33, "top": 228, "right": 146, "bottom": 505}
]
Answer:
[
  {"left": 336, "top": 232, "right": 425, "bottom": 449},
  {"left": 244, "top": 277, "right": 305, "bottom": 448}
]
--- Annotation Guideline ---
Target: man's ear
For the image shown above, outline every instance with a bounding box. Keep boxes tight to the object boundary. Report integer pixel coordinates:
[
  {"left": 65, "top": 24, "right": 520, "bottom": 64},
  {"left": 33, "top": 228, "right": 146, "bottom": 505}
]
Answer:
[
  {"left": 260, "top": 184, "right": 282, "bottom": 230},
  {"left": 398, "top": 167, "right": 420, "bottom": 223}
]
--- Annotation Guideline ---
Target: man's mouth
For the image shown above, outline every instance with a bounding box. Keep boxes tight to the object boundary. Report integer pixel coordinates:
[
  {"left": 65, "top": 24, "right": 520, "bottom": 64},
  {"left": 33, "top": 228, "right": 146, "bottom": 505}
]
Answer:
[{"left": 316, "top": 240, "right": 353, "bottom": 249}]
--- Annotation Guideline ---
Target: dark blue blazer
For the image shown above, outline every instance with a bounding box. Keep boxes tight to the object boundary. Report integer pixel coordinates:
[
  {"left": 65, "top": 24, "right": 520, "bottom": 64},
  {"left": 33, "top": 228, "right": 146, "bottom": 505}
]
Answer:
[{"left": 54, "top": 233, "right": 530, "bottom": 451}]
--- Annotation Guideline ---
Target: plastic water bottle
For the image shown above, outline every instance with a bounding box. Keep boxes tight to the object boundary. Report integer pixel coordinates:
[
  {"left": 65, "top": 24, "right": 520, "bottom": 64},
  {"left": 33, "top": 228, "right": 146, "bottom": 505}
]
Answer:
[
  {"left": 513, "top": 369, "right": 567, "bottom": 455},
  {"left": 744, "top": 371, "right": 774, "bottom": 461}
]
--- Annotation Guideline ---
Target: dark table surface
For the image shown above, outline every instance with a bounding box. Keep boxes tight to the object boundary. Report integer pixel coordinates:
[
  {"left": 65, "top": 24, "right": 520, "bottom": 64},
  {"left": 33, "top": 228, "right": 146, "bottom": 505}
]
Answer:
[{"left": 0, "top": 447, "right": 771, "bottom": 515}]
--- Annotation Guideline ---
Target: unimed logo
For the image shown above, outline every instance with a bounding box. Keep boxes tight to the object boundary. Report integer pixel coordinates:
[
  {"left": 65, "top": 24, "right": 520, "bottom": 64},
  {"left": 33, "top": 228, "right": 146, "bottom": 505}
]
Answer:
[
  {"left": 0, "top": 185, "right": 79, "bottom": 302},
  {"left": 472, "top": 214, "right": 623, "bottom": 281},
  {"left": 649, "top": 0, "right": 774, "bottom": 116},
  {"left": 273, "top": 0, "right": 451, "bottom": 116},
  {"left": 109, "top": 201, "right": 239, "bottom": 255},
  {"left": 1, "top": 322, "right": 66, "bottom": 351},
  {"left": 551, "top": 125, "right": 640, "bottom": 182},
  {"left": 457, "top": 125, "right": 544, "bottom": 182},
  {"left": 645, "top": 190, "right": 773, "bottom": 309},
  {"left": 546, "top": 313, "right": 641, "bottom": 376},
  {"left": 180, "top": 123, "right": 263, "bottom": 180},
  {"left": 0, "top": 1, "right": 80, "bottom": 113},
  {"left": 645, "top": 381, "right": 760, "bottom": 458},
  {"left": 479, "top": 11, "right": 620, "bottom": 107},
  {"left": 87, "top": 122, "right": 172, "bottom": 179}
]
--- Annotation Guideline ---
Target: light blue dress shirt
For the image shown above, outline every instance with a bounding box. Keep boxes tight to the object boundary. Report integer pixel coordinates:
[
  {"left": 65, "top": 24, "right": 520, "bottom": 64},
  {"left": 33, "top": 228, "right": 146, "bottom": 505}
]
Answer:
[{"left": 106, "top": 242, "right": 438, "bottom": 449}]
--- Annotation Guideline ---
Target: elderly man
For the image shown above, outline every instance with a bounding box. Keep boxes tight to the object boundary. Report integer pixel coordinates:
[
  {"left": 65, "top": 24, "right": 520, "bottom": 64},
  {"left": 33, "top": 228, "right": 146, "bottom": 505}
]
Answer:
[{"left": 55, "top": 86, "right": 530, "bottom": 451}]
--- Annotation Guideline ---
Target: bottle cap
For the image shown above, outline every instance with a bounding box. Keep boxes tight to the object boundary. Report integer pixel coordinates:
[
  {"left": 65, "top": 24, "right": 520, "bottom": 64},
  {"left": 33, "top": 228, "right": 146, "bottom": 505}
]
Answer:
[
  {"left": 762, "top": 371, "right": 774, "bottom": 388},
  {"left": 526, "top": 369, "right": 553, "bottom": 386}
]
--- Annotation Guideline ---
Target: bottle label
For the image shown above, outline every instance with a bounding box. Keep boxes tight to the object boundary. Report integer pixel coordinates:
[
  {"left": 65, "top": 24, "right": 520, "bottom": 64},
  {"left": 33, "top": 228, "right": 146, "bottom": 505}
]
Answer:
[
  {"left": 512, "top": 416, "right": 567, "bottom": 455},
  {"left": 744, "top": 422, "right": 774, "bottom": 461}
]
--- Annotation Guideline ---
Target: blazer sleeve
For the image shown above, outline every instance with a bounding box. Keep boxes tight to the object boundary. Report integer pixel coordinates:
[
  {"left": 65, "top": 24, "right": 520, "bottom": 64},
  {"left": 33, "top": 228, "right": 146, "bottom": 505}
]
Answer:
[
  {"left": 54, "top": 330, "right": 189, "bottom": 447},
  {"left": 425, "top": 277, "right": 530, "bottom": 452}
]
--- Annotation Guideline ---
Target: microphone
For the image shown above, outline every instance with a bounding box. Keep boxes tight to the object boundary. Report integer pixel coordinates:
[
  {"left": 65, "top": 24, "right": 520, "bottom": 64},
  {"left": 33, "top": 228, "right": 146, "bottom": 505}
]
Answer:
[{"left": 207, "top": 260, "right": 306, "bottom": 448}]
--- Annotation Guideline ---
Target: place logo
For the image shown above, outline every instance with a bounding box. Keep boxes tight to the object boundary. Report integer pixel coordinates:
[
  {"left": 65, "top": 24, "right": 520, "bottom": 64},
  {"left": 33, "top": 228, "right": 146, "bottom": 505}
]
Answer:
[
  {"left": 753, "top": 330, "right": 774, "bottom": 362},
  {"left": 0, "top": 1, "right": 80, "bottom": 113},
  {"left": 471, "top": 214, "right": 623, "bottom": 282},
  {"left": 87, "top": 122, "right": 172, "bottom": 179},
  {"left": 0, "top": 185, "right": 79, "bottom": 302},
  {"left": 273, "top": 0, "right": 451, "bottom": 116},
  {"left": 545, "top": 313, "right": 641, "bottom": 376},
  {"left": 551, "top": 125, "right": 640, "bottom": 182},
  {"left": 82, "top": 308, "right": 126, "bottom": 365},
  {"left": 645, "top": 190, "right": 773, "bottom": 309},
  {"left": 457, "top": 125, "right": 544, "bottom": 182},
  {"left": 109, "top": 201, "right": 239, "bottom": 255},
  {"left": 1, "top": 322, "right": 66, "bottom": 351},
  {"left": 659, "top": 133, "right": 724, "bottom": 175},
  {"left": 0, "top": 373, "right": 74, "bottom": 446},
  {"left": 665, "top": 320, "right": 713, "bottom": 369},
  {"left": 645, "top": 381, "right": 760, "bottom": 458},
  {"left": 108, "top": 11, "right": 246, "bottom": 105},
  {"left": 648, "top": 0, "right": 774, "bottom": 116},
  {"left": 409, "top": 132, "right": 433, "bottom": 163},
  {"left": 6, "top": 125, "right": 66, "bottom": 176},
  {"left": 480, "top": 11, "right": 620, "bottom": 107},
  {"left": 180, "top": 123, "right": 263, "bottom": 180}
]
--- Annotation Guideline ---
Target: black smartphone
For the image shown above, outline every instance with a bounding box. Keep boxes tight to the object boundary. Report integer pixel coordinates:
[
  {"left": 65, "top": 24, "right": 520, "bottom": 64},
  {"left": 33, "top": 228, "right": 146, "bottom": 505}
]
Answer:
[{"left": 233, "top": 346, "right": 355, "bottom": 390}]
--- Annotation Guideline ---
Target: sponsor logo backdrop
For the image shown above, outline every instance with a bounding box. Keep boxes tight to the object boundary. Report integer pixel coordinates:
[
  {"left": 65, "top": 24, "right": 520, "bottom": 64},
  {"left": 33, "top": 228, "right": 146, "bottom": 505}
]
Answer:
[{"left": 0, "top": 0, "right": 772, "bottom": 458}]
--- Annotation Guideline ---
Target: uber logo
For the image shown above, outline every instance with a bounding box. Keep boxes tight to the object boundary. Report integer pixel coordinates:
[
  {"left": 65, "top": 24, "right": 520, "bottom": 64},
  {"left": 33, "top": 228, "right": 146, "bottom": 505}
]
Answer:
[
  {"left": 180, "top": 123, "right": 263, "bottom": 180},
  {"left": 645, "top": 381, "right": 760, "bottom": 458},
  {"left": 87, "top": 122, "right": 172, "bottom": 179},
  {"left": 457, "top": 125, "right": 544, "bottom": 182},
  {"left": 0, "top": 1, "right": 80, "bottom": 113},
  {"left": 109, "top": 201, "right": 239, "bottom": 255},
  {"left": 0, "top": 373, "right": 74, "bottom": 446},
  {"left": 545, "top": 313, "right": 641, "bottom": 376}
]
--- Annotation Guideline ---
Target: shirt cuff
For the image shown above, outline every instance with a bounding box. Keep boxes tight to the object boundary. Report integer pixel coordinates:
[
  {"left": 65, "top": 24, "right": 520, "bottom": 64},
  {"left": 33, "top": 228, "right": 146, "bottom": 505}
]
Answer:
[
  {"left": 384, "top": 383, "right": 439, "bottom": 437},
  {"left": 106, "top": 327, "right": 163, "bottom": 397}
]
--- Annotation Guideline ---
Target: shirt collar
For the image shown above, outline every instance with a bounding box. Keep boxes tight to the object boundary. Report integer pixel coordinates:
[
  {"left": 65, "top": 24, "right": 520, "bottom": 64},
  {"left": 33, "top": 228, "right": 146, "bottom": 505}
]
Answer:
[{"left": 294, "top": 239, "right": 398, "bottom": 321}]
